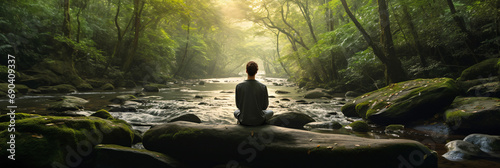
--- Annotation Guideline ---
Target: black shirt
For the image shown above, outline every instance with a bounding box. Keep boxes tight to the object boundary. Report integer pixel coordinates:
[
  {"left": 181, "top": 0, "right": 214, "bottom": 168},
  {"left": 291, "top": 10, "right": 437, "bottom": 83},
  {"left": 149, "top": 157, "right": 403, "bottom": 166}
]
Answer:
[{"left": 235, "top": 79, "right": 269, "bottom": 125}]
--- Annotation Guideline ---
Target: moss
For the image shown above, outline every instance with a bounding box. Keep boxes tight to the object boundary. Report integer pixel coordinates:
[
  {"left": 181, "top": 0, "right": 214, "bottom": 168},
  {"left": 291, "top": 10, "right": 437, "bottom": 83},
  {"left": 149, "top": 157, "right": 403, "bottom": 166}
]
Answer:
[
  {"left": 348, "top": 121, "right": 369, "bottom": 132},
  {"left": 385, "top": 124, "right": 405, "bottom": 131},
  {"left": 91, "top": 109, "right": 113, "bottom": 119},
  {"left": 458, "top": 58, "right": 500, "bottom": 81},
  {"left": 0, "top": 113, "right": 40, "bottom": 122},
  {"left": 355, "top": 102, "right": 370, "bottom": 119},
  {"left": 0, "top": 115, "right": 134, "bottom": 167}
]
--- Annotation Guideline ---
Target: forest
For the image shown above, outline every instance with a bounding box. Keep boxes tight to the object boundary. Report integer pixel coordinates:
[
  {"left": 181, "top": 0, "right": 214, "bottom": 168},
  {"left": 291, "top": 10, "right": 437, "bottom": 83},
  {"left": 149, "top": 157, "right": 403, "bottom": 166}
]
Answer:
[{"left": 1, "top": 0, "right": 498, "bottom": 92}]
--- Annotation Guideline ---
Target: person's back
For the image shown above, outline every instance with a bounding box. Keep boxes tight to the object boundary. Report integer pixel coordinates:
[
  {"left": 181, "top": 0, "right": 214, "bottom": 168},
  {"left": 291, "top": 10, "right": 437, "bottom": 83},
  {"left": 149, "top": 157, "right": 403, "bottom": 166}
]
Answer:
[{"left": 234, "top": 61, "right": 273, "bottom": 126}]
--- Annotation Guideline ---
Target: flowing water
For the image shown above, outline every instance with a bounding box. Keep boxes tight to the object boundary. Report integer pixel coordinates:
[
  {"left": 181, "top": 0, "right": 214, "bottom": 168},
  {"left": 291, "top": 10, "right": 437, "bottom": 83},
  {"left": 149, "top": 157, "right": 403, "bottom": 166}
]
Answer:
[{"left": 2, "top": 77, "right": 499, "bottom": 167}]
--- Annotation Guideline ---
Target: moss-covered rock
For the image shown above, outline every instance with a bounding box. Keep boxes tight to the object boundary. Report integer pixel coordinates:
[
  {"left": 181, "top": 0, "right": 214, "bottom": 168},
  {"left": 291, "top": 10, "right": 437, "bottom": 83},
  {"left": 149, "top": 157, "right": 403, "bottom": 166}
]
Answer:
[
  {"left": 0, "top": 113, "right": 40, "bottom": 122},
  {"left": 458, "top": 58, "right": 500, "bottom": 81},
  {"left": 143, "top": 85, "right": 160, "bottom": 92},
  {"left": 445, "top": 97, "right": 500, "bottom": 134},
  {"left": 348, "top": 120, "right": 369, "bottom": 132},
  {"left": 0, "top": 114, "right": 134, "bottom": 167},
  {"left": 110, "top": 95, "right": 137, "bottom": 104},
  {"left": 0, "top": 83, "right": 29, "bottom": 97},
  {"left": 341, "top": 78, "right": 459, "bottom": 125},
  {"left": 48, "top": 96, "right": 89, "bottom": 112},
  {"left": 304, "top": 89, "right": 332, "bottom": 99},
  {"left": 92, "top": 144, "right": 185, "bottom": 168},
  {"left": 340, "top": 103, "right": 358, "bottom": 117},
  {"left": 385, "top": 124, "right": 405, "bottom": 134},
  {"left": 100, "top": 83, "right": 115, "bottom": 90},
  {"left": 268, "top": 112, "right": 315, "bottom": 129},
  {"left": 76, "top": 83, "right": 94, "bottom": 91},
  {"left": 456, "top": 76, "right": 499, "bottom": 94},
  {"left": 143, "top": 121, "right": 437, "bottom": 168},
  {"left": 466, "top": 82, "right": 500, "bottom": 98},
  {"left": 91, "top": 109, "right": 113, "bottom": 120},
  {"left": 54, "top": 84, "right": 77, "bottom": 93}
]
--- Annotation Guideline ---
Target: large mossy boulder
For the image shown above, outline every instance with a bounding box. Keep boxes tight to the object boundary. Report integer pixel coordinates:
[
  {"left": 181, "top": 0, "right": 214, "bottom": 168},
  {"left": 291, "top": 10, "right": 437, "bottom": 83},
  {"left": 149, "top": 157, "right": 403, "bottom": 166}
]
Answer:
[
  {"left": 0, "top": 83, "right": 29, "bottom": 97},
  {"left": 457, "top": 58, "right": 500, "bottom": 81},
  {"left": 93, "top": 144, "right": 185, "bottom": 168},
  {"left": 268, "top": 112, "right": 315, "bottom": 129},
  {"left": 48, "top": 96, "right": 89, "bottom": 112},
  {"left": 341, "top": 78, "right": 459, "bottom": 125},
  {"left": 143, "top": 121, "right": 437, "bottom": 168},
  {"left": 445, "top": 97, "right": 500, "bottom": 135},
  {"left": 0, "top": 114, "right": 134, "bottom": 168},
  {"left": 91, "top": 109, "right": 114, "bottom": 120}
]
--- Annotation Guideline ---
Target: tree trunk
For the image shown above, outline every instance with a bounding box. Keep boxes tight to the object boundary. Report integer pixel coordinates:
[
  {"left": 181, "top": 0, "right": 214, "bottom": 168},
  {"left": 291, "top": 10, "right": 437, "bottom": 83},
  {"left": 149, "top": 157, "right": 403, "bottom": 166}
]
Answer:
[
  {"left": 276, "top": 32, "right": 292, "bottom": 79},
  {"left": 446, "top": 0, "right": 477, "bottom": 63},
  {"left": 402, "top": 5, "right": 427, "bottom": 67},
  {"left": 325, "top": 0, "right": 339, "bottom": 81},
  {"left": 122, "top": 0, "right": 143, "bottom": 72},
  {"left": 341, "top": 0, "right": 406, "bottom": 84},
  {"left": 174, "top": 20, "right": 190, "bottom": 78}
]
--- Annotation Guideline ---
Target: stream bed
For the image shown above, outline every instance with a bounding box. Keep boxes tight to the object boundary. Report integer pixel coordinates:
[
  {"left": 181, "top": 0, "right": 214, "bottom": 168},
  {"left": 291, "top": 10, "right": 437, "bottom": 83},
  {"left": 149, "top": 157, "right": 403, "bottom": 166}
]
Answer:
[{"left": 2, "top": 77, "right": 499, "bottom": 167}]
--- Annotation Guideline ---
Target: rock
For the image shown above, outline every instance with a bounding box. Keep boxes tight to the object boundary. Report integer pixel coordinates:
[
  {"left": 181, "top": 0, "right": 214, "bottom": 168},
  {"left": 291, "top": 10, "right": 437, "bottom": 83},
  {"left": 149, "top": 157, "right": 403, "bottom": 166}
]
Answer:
[
  {"left": 341, "top": 78, "right": 459, "bottom": 125},
  {"left": 91, "top": 109, "right": 113, "bottom": 119},
  {"left": 385, "top": 124, "right": 405, "bottom": 134},
  {"left": 48, "top": 96, "right": 89, "bottom": 112},
  {"left": 458, "top": 58, "right": 500, "bottom": 81},
  {"left": 133, "top": 130, "right": 143, "bottom": 144},
  {"left": 93, "top": 144, "right": 185, "bottom": 168},
  {"left": 0, "top": 114, "right": 134, "bottom": 167},
  {"left": 54, "top": 84, "right": 77, "bottom": 93},
  {"left": 37, "top": 86, "right": 58, "bottom": 94},
  {"left": 143, "top": 121, "right": 437, "bottom": 168},
  {"left": 464, "top": 134, "right": 500, "bottom": 156},
  {"left": 303, "top": 121, "right": 342, "bottom": 130},
  {"left": 345, "top": 91, "right": 362, "bottom": 98},
  {"left": 340, "top": 103, "right": 359, "bottom": 117},
  {"left": 76, "top": 83, "right": 93, "bottom": 91},
  {"left": 15, "top": 84, "right": 29, "bottom": 94},
  {"left": 348, "top": 120, "right": 369, "bottom": 132},
  {"left": 1, "top": 83, "right": 30, "bottom": 96},
  {"left": 268, "top": 112, "right": 315, "bottom": 129},
  {"left": 445, "top": 97, "right": 500, "bottom": 134},
  {"left": 169, "top": 114, "right": 201, "bottom": 123},
  {"left": 199, "top": 81, "right": 205, "bottom": 85},
  {"left": 194, "top": 95, "right": 203, "bottom": 99},
  {"left": 304, "top": 89, "right": 332, "bottom": 99},
  {"left": 143, "top": 85, "right": 160, "bottom": 92},
  {"left": 280, "top": 98, "right": 291, "bottom": 101},
  {"left": 101, "top": 83, "right": 115, "bottom": 90},
  {"left": 220, "top": 90, "right": 234, "bottom": 93},
  {"left": 110, "top": 95, "right": 137, "bottom": 104},
  {"left": 456, "top": 76, "right": 499, "bottom": 93},
  {"left": 466, "top": 82, "right": 500, "bottom": 98},
  {"left": 198, "top": 102, "right": 209, "bottom": 105},
  {"left": 109, "top": 106, "right": 138, "bottom": 112},
  {"left": 442, "top": 140, "right": 488, "bottom": 161},
  {"left": 275, "top": 90, "right": 290, "bottom": 94}
]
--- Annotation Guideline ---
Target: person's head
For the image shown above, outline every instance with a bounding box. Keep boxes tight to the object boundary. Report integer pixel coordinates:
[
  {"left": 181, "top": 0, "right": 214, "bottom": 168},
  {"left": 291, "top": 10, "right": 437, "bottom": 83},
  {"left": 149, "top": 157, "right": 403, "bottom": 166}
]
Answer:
[{"left": 246, "top": 61, "right": 258, "bottom": 76}]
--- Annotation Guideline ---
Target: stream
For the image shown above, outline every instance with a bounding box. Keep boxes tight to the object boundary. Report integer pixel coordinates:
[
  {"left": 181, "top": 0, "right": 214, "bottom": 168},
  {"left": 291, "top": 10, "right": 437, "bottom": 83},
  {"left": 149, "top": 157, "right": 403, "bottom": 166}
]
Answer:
[{"left": 2, "top": 76, "right": 500, "bottom": 167}]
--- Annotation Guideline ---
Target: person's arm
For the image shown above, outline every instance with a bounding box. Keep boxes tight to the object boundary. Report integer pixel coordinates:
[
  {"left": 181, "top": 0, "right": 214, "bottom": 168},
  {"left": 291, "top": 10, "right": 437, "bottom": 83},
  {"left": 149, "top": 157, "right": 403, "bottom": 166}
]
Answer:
[
  {"left": 235, "top": 84, "right": 241, "bottom": 110},
  {"left": 263, "top": 85, "right": 269, "bottom": 110}
]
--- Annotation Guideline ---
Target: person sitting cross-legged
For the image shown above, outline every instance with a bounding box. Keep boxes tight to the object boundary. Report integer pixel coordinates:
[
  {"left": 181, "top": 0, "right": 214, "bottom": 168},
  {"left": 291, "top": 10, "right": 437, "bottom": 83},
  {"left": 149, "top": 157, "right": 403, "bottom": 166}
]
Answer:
[{"left": 234, "top": 61, "right": 273, "bottom": 126}]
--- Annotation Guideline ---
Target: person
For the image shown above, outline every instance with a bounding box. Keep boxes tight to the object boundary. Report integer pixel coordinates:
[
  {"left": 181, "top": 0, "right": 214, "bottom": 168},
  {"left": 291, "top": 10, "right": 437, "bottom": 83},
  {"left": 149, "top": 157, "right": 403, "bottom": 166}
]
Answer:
[{"left": 234, "top": 61, "right": 273, "bottom": 126}]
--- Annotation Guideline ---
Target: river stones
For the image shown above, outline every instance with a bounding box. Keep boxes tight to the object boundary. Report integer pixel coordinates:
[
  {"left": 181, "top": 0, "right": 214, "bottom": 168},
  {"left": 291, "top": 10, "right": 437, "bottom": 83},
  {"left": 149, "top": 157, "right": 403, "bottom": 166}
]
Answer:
[
  {"left": 110, "top": 95, "right": 137, "bottom": 104},
  {"left": 100, "top": 83, "right": 115, "bottom": 90},
  {"left": 304, "top": 89, "right": 332, "bottom": 99},
  {"left": 0, "top": 114, "right": 134, "bottom": 167},
  {"left": 169, "top": 114, "right": 201, "bottom": 123},
  {"left": 93, "top": 144, "right": 185, "bottom": 168},
  {"left": 442, "top": 140, "right": 488, "bottom": 161},
  {"left": 445, "top": 97, "right": 500, "bottom": 134},
  {"left": 143, "top": 121, "right": 437, "bottom": 168},
  {"left": 341, "top": 78, "right": 459, "bottom": 125},
  {"left": 48, "top": 96, "right": 89, "bottom": 112},
  {"left": 268, "top": 112, "right": 315, "bottom": 129},
  {"left": 463, "top": 134, "right": 500, "bottom": 156},
  {"left": 143, "top": 85, "right": 160, "bottom": 92},
  {"left": 91, "top": 109, "right": 113, "bottom": 119},
  {"left": 347, "top": 120, "right": 369, "bottom": 132}
]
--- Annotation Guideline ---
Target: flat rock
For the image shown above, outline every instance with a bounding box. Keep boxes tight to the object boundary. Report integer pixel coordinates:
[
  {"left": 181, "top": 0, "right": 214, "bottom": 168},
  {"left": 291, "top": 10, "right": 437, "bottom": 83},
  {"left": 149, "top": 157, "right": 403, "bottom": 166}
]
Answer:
[
  {"left": 445, "top": 97, "right": 500, "bottom": 134},
  {"left": 304, "top": 89, "right": 332, "bottom": 99},
  {"left": 93, "top": 144, "right": 185, "bottom": 168},
  {"left": 466, "top": 82, "right": 500, "bottom": 98},
  {"left": 143, "top": 121, "right": 437, "bottom": 168},
  {"left": 341, "top": 78, "right": 459, "bottom": 125},
  {"left": 47, "top": 96, "right": 89, "bottom": 112}
]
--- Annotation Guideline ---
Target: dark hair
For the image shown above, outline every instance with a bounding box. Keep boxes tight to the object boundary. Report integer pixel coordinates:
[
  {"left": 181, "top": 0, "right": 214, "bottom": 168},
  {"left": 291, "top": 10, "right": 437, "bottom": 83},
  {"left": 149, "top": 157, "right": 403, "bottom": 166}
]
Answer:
[{"left": 246, "top": 61, "right": 258, "bottom": 76}]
